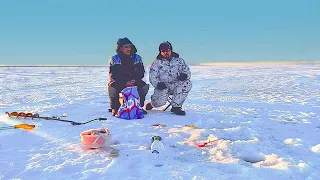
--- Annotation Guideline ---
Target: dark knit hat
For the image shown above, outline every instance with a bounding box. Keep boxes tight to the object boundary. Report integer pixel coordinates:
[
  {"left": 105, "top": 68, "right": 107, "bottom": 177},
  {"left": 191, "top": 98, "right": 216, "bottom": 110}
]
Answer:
[{"left": 159, "top": 41, "right": 172, "bottom": 52}]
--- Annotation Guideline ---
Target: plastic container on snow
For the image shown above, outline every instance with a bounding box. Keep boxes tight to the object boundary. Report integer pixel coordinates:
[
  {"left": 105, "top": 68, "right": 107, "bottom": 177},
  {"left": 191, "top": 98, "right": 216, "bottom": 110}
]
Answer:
[
  {"left": 150, "top": 136, "right": 165, "bottom": 167},
  {"left": 80, "top": 128, "right": 112, "bottom": 149}
]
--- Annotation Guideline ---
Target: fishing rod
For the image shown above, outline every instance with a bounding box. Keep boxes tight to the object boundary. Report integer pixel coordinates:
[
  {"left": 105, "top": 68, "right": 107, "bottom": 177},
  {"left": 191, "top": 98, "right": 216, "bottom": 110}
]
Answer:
[
  {"left": 5, "top": 112, "right": 108, "bottom": 126},
  {"left": 32, "top": 113, "right": 108, "bottom": 125},
  {"left": 33, "top": 114, "right": 108, "bottom": 125},
  {"left": 0, "top": 123, "right": 36, "bottom": 131}
]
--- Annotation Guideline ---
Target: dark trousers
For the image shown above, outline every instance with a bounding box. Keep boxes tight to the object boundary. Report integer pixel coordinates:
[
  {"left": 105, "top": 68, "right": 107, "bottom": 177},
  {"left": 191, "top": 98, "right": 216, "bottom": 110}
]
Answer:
[{"left": 108, "top": 80, "right": 148, "bottom": 111}]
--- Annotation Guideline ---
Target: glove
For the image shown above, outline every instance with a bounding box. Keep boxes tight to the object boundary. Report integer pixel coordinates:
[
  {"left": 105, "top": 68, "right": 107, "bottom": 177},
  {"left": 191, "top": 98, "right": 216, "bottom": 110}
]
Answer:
[
  {"left": 156, "top": 82, "right": 167, "bottom": 90},
  {"left": 177, "top": 73, "right": 188, "bottom": 81},
  {"left": 125, "top": 80, "right": 135, "bottom": 87}
]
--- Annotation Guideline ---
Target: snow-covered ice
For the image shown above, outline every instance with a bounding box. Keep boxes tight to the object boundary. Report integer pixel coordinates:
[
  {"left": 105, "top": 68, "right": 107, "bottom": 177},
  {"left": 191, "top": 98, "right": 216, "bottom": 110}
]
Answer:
[{"left": 0, "top": 64, "right": 319, "bottom": 179}]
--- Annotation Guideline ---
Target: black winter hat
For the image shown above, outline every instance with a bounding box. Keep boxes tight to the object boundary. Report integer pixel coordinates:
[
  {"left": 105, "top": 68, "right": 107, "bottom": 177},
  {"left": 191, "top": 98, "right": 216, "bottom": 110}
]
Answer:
[{"left": 159, "top": 41, "right": 173, "bottom": 52}]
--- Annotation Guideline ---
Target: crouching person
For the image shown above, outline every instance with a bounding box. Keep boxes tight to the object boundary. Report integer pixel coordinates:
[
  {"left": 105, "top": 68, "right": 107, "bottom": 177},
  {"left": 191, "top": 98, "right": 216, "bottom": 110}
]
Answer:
[
  {"left": 146, "top": 41, "right": 192, "bottom": 115},
  {"left": 108, "top": 37, "right": 149, "bottom": 116}
]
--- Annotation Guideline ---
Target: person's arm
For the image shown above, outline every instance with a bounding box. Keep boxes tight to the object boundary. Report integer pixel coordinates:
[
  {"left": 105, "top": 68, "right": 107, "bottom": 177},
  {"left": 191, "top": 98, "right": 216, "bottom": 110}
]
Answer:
[
  {"left": 149, "top": 60, "right": 161, "bottom": 87},
  {"left": 133, "top": 54, "right": 145, "bottom": 81},
  {"left": 178, "top": 58, "right": 191, "bottom": 80},
  {"left": 109, "top": 56, "right": 125, "bottom": 84}
]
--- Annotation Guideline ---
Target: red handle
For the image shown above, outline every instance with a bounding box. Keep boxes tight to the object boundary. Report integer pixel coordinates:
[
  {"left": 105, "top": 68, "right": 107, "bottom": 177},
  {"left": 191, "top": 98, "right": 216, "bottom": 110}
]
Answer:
[{"left": 197, "top": 142, "right": 207, "bottom": 148}]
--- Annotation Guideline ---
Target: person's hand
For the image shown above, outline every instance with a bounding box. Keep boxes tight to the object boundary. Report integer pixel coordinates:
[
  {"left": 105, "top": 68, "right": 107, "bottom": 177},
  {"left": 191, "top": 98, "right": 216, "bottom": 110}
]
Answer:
[
  {"left": 156, "top": 82, "right": 167, "bottom": 90},
  {"left": 126, "top": 80, "right": 135, "bottom": 87},
  {"left": 177, "top": 73, "right": 188, "bottom": 81}
]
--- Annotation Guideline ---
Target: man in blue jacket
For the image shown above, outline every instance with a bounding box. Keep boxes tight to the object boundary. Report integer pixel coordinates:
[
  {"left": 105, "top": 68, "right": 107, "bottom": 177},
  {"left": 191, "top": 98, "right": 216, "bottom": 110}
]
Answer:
[{"left": 108, "top": 37, "right": 149, "bottom": 116}]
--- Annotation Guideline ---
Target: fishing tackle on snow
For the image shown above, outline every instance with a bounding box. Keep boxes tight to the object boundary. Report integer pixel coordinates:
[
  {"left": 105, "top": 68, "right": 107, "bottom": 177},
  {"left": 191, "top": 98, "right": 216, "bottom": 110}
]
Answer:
[
  {"left": 0, "top": 123, "right": 36, "bottom": 131},
  {"left": 5, "top": 112, "right": 108, "bottom": 126}
]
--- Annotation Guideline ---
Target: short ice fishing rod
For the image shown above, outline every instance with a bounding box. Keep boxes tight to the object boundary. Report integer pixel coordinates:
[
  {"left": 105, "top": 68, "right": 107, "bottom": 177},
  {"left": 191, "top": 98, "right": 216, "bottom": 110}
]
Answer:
[
  {"left": 5, "top": 112, "right": 108, "bottom": 126},
  {"left": 0, "top": 123, "right": 36, "bottom": 131}
]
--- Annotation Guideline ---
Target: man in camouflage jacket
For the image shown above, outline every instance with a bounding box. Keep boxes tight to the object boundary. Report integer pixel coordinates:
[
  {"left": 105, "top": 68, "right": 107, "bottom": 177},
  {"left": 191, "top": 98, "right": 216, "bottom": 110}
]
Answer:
[{"left": 146, "top": 41, "right": 192, "bottom": 115}]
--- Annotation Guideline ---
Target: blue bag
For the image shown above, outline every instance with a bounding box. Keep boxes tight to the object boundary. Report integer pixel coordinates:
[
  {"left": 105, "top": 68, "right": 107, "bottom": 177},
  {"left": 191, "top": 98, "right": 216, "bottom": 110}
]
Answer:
[{"left": 117, "top": 86, "right": 144, "bottom": 120}]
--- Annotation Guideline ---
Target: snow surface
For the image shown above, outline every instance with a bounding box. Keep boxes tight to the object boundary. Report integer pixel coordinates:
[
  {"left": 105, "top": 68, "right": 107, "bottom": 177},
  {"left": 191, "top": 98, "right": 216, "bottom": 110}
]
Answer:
[{"left": 0, "top": 65, "right": 320, "bottom": 180}]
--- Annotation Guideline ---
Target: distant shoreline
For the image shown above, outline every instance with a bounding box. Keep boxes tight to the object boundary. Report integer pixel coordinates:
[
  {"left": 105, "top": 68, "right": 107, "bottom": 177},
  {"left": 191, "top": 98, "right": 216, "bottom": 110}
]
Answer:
[
  {"left": 1, "top": 60, "right": 319, "bottom": 67},
  {"left": 0, "top": 65, "right": 108, "bottom": 68},
  {"left": 194, "top": 60, "right": 320, "bottom": 66}
]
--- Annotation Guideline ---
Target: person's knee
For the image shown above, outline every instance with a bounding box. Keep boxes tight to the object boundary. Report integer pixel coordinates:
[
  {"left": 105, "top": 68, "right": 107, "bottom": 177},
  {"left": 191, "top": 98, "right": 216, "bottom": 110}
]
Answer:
[
  {"left": 151, "top": 98, "right": 167, "bottom": 108},
  {"left": 135, "top": 80, "right": 147, "bottom": 87},
  {"left": 182, "top": 79, "right": 192, "bottom": 93},
  {"left": 142, "top": 84, "right": 149, "bottom": 97},
  {"left": 108, "top": 86, "right": 118, "bottom": 98},
  {"left": 137, "top": 83, "right": 149, "bottom": 97},
  {"left": 151, "top": 90, "right": 169, "bottom": 107}
]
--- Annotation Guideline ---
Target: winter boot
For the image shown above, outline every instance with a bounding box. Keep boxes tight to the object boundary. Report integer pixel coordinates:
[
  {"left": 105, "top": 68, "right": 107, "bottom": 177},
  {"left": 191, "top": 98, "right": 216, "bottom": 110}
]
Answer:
[
  {"left": 145, "top": 102, "right": 153, "bottom": 110},
  {"left": 142, "top": 109, "right": 148, "bottom": 114},
  {"left": 171, "top": 107, "right": 186, "bottom": 115},
  {"left": 111, "top": 109, "right": 117, "bottom": 116}
]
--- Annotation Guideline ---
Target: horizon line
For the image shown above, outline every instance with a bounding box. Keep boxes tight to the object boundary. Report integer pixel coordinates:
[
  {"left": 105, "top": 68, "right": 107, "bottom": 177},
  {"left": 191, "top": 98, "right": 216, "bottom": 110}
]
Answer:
[{"left": 1, "top": 60, "right": 319, "bottom": 67}]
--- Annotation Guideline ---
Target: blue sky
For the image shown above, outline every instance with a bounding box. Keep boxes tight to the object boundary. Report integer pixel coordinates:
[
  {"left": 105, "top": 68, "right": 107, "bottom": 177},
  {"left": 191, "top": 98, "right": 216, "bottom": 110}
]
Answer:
[{"left": 0, "top": 0, "right": 319, "bottom": 65}]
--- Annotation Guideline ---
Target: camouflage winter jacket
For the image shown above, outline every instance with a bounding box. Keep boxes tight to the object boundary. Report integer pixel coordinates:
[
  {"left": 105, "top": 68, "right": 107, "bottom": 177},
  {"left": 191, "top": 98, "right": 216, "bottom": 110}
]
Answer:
[{"left": 149, "top": 53, "right": 191, "bottom": 88}]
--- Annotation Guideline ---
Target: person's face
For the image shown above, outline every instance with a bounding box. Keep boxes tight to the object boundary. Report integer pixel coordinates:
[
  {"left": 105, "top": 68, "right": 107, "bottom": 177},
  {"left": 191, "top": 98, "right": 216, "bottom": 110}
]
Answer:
[
  {"left": 120, "top": 44, "right": 132, "bottom": 55},
  {"left": 161, "top": 48, "right": 172, "bottom": 58}
]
